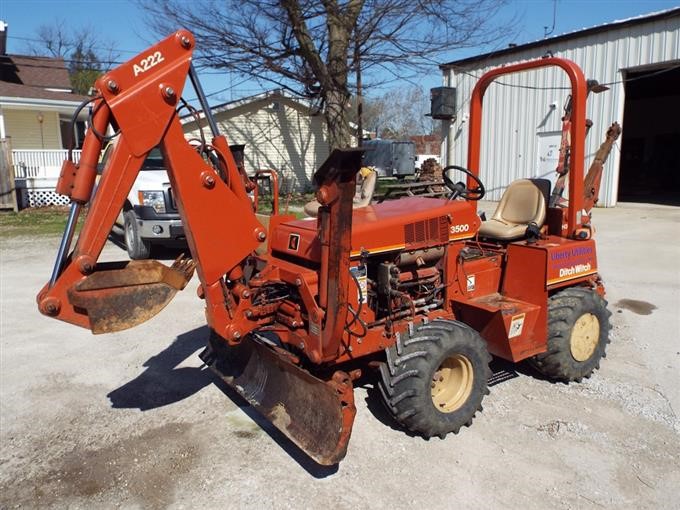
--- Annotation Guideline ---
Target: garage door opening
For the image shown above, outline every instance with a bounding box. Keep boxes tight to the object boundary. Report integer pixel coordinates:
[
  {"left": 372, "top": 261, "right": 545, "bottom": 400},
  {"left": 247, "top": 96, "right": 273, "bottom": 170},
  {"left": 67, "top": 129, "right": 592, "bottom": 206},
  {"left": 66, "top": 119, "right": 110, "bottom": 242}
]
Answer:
[{"left": 618, "top": 64, "right": 680, "bottom": 205}]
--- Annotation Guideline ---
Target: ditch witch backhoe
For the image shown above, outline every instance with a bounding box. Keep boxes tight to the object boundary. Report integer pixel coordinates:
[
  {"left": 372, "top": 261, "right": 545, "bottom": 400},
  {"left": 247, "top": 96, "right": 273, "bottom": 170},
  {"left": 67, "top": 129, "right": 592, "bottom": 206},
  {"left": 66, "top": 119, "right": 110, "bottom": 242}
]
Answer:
[{"left": 38, "top": 31, "right": 613, "bottom": 465}]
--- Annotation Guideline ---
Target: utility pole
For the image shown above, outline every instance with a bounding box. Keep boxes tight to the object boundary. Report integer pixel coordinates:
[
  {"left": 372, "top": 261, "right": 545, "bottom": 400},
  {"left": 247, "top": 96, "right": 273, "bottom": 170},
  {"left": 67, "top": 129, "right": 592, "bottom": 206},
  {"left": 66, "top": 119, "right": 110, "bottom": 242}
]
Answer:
[{"left": 354, "top": 26, "right": 363, "bottom": 147}]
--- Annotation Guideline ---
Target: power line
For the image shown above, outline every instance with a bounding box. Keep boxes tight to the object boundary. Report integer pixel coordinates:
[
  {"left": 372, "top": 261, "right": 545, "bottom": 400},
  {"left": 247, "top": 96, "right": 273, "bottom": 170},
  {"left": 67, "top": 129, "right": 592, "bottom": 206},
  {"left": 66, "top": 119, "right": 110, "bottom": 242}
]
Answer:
[
  {"left": 2, "top": 58, "right": 125, "bottom": 68},
  {"left": 8, "top": 34, "right": 140, "bottom": 55},
  {"left": 451, "top": 61, "right": 680, "bottom": 91},
  {"left": 442, "top": 62, "right": 680, "bottom": 130},
  {"left": 8, "top": 32, "right": 679, "bottom": 103},
  {"left": 183, "top": 76, "right": 259, "bottom": 103},
  {"left": 2, "top": 55, "right": 253, "bottom": 100}
]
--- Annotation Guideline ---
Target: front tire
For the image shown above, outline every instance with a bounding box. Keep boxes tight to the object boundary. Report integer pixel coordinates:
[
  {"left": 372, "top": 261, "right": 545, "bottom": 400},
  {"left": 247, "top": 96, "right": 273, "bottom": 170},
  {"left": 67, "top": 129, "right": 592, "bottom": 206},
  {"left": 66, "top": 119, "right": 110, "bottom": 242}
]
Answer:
[
  {"left": 124, "top": 209, "right": 151, "bottom": 260},
  {"left": 379, "top": 320, "right": 491, "bottom": 439},
  {"left": 530, "top": 287, "right": 611, "bottom": 382}
]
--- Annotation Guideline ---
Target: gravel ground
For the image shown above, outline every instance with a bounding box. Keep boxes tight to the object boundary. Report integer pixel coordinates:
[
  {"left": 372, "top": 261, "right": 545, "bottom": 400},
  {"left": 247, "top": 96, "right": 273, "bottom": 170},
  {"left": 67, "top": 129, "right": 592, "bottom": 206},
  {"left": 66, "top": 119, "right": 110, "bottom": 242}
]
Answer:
[{"left": 1, "top": 202, "right": 678, "bottom": 509}]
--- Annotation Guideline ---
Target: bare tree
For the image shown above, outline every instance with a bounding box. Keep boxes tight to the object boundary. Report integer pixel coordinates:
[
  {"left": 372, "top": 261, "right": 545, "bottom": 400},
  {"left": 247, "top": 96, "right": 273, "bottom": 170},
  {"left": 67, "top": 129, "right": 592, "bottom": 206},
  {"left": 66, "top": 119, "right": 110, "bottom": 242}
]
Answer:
[
  {"left": 25, "top": 19, "right": 118, "bottom": 95},
  {"left": 361, "top": 86, "right": 435, "bottom": 139},
  {"left": 139, "top": 0, "right": 511, "bottom": 149}
]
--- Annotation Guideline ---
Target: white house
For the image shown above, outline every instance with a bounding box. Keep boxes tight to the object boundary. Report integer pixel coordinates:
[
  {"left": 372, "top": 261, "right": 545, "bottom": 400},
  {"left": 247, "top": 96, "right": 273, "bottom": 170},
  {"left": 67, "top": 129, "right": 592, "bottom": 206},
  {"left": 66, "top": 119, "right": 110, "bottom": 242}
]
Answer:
[
  {"left": 182, "top": 90, "right": 331, "bottom": 193},
  {"left": 0, "top": 21, "right": 89, "bottom": 208},
  {"left": 440, "top": 8, "right": 680, "bottom": 206}
]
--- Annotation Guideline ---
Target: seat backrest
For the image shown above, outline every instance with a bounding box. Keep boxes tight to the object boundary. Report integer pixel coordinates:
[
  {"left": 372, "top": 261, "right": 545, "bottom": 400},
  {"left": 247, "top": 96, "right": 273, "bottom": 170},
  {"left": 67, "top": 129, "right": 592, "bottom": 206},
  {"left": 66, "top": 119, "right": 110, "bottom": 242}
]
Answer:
[
  {"left": 529, "top": 178, "right": 551, "bottom": 206},
  {"left": 304, "top": 169, "right": 378, "bottom": 217},
  {"left": 353, "top": 170, "right": 377, "bottom": 207},
  {"left": 492, "top": 179, "right": 547, "bottom": 226}
]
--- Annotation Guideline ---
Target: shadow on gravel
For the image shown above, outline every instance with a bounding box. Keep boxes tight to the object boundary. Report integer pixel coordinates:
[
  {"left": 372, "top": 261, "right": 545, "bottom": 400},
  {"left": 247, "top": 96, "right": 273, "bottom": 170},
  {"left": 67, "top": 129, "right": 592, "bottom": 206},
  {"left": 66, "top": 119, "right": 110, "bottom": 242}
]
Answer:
[
  {"left": 108, "top": 325, "right": 337, "bottom": 479},
  {"left": 487, "top": 357, "right": 521, "bottom": 386},
  {"left": 108, "top": 326, "right": 213, "bottom": 410}
]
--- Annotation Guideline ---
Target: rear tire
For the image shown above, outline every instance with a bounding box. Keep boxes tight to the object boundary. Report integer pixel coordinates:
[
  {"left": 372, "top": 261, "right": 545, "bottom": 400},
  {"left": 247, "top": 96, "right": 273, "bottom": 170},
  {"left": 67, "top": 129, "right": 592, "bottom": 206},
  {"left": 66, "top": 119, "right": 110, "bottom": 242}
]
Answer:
[
  {"left": 379, "top": 320, "right": 491, "bottom": 439},
  {"left": 530, "top": 287, "right": 611, "bottom": 382},
  {"left": 124, "top": 209, "right": 151, "bottom": 260}
]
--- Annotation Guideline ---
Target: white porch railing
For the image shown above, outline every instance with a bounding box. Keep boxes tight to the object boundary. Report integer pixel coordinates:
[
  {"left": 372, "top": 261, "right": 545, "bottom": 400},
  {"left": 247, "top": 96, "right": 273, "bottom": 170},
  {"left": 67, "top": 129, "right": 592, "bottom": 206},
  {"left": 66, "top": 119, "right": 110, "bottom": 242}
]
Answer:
[
  {"left": 12, "top": 149, "right": 82, "bottom": 178},
  {"left": 11, "top": 149, "right": 83, "bottom": 207}
]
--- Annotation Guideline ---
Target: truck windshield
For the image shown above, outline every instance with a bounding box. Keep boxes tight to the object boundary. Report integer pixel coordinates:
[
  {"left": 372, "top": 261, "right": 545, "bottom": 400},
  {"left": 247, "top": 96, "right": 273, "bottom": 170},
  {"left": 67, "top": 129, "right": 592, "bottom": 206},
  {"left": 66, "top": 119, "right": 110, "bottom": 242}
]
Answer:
[
  {"left": 98, "top": 145, "right": 166, "bottom": 173},
  {"left": 142, "top": 148, "right": 165, "bottom": 170}
]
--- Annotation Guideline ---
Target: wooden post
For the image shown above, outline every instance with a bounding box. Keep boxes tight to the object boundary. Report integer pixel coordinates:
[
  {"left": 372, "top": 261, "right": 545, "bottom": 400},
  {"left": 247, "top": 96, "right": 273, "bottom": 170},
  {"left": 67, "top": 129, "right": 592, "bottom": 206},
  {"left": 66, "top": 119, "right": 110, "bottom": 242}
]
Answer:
[{"left": 0, "top": 138, "right": 19, "bottom": 212}]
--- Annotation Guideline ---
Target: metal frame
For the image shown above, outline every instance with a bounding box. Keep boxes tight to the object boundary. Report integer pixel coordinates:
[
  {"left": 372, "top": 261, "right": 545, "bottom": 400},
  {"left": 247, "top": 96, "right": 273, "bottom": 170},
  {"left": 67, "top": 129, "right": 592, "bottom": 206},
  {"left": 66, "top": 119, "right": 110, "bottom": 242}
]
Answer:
[{"left": 467, "top": 58, "right": 588, "bottom": 238}]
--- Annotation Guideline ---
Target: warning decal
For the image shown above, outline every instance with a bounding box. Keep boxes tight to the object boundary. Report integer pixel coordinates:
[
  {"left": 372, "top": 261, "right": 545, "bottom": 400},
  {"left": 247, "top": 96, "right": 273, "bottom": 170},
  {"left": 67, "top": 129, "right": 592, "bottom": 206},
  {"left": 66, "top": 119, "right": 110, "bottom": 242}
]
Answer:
[
  {"left": 350, "top": 266, "right": 368, "bottom": 303},
  {"left": 466, "top": 275, "right": 476, "bottom": 292},
  {"left": 508, "top": 313, "right": 526, "bottom": 339},
  {"left": 288, "top": 233, "right": 300, "bottom": 252}
]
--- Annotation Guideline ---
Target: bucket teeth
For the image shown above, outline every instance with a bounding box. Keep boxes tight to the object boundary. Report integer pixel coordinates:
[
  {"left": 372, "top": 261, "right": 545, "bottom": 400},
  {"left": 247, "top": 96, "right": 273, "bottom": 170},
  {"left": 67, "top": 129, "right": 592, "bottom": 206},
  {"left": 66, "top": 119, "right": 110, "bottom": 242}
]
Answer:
[{"left": 171, "top": 254, "right": 196, "bottom": 281}]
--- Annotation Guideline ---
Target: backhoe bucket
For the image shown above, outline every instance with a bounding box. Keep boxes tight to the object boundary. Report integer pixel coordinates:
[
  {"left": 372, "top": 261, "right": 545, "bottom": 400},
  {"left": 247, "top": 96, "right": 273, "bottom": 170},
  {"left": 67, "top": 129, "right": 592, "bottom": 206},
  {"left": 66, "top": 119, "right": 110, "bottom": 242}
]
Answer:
[
  {"left": 67, "top": 256, "right": 195, "bottom": 333},
  {"left": 201, "top": 335, "right": 356, "bottom": 465}
]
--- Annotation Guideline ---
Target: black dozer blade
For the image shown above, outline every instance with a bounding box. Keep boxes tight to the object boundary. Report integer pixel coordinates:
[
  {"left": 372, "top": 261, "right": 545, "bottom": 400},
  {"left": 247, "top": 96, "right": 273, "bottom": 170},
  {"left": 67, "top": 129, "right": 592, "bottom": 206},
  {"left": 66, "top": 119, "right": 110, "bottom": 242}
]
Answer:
[{"left": 200, "top": 335, "right": 356, "bottom": 466}]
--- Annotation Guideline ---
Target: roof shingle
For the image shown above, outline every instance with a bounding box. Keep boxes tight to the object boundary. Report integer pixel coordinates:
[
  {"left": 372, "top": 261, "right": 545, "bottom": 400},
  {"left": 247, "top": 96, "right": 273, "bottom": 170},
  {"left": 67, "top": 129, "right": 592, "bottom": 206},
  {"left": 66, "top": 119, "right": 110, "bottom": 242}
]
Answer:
[{"left": 0, "top": 54, "right": 88, "bottom": 102}]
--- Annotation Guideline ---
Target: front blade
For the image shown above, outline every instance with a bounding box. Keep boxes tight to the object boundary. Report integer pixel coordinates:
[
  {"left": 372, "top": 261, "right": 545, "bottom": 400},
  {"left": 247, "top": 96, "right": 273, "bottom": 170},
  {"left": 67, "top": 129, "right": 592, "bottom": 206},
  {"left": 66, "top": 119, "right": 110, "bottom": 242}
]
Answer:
[
  {"left": 202, "top": 336, "right": 356, "bottom": 465},
  {"left": 67, "top": 256, "right": 195, "bottom": 333}
]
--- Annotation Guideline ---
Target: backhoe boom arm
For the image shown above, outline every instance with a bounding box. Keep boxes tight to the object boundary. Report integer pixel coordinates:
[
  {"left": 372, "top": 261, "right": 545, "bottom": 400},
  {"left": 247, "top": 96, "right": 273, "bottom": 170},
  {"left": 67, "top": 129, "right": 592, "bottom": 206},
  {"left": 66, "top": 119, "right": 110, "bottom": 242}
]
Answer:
[{"left": 37, "top": 30, "right": 264, "bottom": 338}]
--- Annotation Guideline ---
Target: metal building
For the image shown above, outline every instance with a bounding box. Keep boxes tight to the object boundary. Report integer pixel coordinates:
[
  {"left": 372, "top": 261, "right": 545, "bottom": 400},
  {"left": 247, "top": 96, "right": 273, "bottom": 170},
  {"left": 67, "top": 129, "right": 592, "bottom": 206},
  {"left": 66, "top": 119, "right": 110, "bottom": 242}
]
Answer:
[{"left": 440, "top": 8, "right": 680, "bottom": 206}]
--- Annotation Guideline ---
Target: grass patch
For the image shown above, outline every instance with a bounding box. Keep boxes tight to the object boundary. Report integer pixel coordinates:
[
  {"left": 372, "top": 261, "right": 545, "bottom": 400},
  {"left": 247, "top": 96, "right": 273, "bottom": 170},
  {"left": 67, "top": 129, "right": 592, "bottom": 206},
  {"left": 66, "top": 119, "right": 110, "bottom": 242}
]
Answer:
[
  {"left": 0, "top": 207, "right": 81, "bottom": 238},
  {"left": 255, "top": 191, "right": 314, "bottom": 218}
]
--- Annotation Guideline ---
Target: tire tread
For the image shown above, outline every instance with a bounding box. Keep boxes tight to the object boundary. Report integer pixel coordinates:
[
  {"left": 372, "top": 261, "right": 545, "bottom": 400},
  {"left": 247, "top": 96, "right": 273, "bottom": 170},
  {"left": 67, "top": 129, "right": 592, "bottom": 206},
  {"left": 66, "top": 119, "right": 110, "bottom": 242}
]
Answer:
[
  {"left": 530, "top": 287, "right": 611, "bottom": 382},
  {"left": 378, "top": 319, "right": 491, "bottom": 438}
]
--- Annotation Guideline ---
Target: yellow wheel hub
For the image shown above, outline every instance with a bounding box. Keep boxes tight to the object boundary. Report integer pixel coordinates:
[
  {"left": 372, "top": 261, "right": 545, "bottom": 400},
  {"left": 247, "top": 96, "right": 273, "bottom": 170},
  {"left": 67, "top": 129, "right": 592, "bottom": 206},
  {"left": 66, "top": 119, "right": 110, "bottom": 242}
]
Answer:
[
  {"left": 431, "top": 354, "right": 474, "bottom": 413},
  {"left": 570, "top": 313, "right": 600, "bottom": 361}
]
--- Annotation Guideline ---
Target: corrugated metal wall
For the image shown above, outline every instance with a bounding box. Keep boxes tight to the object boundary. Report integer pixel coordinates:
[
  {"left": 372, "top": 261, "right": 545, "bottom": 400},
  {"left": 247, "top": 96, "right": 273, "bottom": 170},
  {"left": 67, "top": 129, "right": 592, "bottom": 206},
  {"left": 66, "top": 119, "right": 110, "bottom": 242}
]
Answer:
[
  {"left": 184, "top": 97, "right": 328, "bottom": 193},
  {"left": 442, "top": 15, "right": 680, "bottom": 206}
]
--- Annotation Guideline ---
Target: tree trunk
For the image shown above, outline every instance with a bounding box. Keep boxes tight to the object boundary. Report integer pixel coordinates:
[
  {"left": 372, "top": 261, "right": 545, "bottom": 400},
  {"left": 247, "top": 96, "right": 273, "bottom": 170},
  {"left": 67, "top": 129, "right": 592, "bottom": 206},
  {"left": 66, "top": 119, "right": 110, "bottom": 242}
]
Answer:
[
  {"left": 321, "top": 0, "right": 361, "bottom": 150},
  {"left": 280, "top": 0, "right": 361, "bottom": 150},
  {"left": 325, "top": 89, "right": 351, "bottom": 149}
]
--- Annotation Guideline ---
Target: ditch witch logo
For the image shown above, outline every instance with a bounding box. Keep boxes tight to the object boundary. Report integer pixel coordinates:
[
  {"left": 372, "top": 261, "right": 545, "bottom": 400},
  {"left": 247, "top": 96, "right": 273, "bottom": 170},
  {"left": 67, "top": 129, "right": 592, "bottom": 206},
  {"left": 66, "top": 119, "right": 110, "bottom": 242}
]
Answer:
[
  {"left": 559, "top": 262, "right": 592, "bottom": 277},
  {"left": 550, "top": 245, "right": 594, "bottom": 279}
]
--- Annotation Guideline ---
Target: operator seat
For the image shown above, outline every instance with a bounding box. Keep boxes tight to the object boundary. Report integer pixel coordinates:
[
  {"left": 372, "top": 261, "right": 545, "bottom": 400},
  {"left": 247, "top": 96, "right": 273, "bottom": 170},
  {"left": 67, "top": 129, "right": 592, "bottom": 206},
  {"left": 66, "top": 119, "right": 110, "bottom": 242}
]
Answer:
[
  {"left": 304, "top": 167, "right": 377, "bottom": 217},
  {"left": 478, "top": 179, "right": 548, "bottom": 241}
]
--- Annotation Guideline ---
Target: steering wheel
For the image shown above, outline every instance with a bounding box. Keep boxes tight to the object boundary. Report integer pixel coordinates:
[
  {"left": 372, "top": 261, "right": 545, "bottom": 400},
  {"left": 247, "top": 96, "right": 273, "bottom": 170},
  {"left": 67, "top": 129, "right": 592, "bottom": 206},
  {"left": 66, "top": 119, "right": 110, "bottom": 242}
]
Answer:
[{"left": 442, "top": 165, "right": 485, "bottom": 201}]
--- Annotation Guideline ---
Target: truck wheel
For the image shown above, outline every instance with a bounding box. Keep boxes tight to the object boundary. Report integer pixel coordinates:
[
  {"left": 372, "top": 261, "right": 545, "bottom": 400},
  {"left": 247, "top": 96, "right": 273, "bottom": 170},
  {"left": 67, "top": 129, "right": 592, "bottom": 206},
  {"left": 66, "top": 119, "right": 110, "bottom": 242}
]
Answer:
[
  {"left": 530, "top": 287, "right": 611, "bottom": 382},
  {"left": 123, "top": 210, "right": 151, "bottom": 260},
  {"left": 379, "top": 319, "right": 491, "bottom": 439}
]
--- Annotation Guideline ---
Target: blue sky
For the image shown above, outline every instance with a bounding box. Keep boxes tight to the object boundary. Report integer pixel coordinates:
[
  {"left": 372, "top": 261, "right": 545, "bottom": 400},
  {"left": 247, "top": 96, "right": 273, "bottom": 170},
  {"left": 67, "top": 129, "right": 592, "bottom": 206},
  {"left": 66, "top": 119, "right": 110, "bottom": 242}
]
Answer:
[{"left": 1, "top": 0, "right": 678, "bottom": 105}]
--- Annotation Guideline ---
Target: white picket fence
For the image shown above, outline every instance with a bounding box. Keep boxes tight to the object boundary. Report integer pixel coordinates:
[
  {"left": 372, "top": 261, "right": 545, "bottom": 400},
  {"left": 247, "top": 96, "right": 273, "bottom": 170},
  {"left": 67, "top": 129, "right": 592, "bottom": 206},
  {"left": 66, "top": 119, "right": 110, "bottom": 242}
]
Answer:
[
  {"left": 12, "top": 149, "right": 82, "bottom": 207},
  {"left": 12, "top": 149, "right": 82, "bottom": 178}
]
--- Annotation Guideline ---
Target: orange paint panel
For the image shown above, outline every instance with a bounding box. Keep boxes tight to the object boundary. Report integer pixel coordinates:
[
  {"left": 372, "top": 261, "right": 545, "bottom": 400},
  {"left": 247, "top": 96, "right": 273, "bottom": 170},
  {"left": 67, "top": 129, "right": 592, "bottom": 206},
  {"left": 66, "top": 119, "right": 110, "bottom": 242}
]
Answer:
[
  {"left": 544, "top": 239, "right": 598, "bottom": 285},
  {"left": 98, "top": 31, "right": 194, "bottom": 157},
  {"left": 457, "top": 254, "right": 503, "bottom": 299},
  {"left": 272, "top": 197, "right": 481, "bottom": 263},
  {"left": 452, "top": 294, "right": 542, "bottom": 361},
  {"left": 501, "top": 244, "right": 549, "bottom": 355}
]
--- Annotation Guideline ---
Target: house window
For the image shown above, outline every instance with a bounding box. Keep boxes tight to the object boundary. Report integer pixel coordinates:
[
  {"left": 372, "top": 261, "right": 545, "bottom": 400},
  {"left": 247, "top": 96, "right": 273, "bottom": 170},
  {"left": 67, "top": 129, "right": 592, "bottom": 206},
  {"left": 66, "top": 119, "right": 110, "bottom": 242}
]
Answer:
[{"left": 60, "top": 117, "right": 86, "bottom": 149}]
